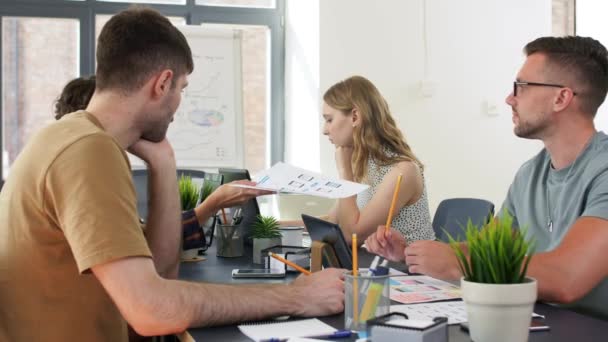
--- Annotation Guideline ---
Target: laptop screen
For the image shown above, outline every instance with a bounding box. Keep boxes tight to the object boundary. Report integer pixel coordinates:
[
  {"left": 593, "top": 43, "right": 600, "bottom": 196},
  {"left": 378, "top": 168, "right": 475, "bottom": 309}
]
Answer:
[{"left": 218, "top": 168, "right": 261, "bottom": 244}]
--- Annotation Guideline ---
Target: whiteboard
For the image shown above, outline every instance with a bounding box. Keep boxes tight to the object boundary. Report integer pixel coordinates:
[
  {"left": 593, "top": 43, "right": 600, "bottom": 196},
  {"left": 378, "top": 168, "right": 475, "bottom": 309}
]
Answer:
[{"left": 131, "top": 25, "right": 244, "bottom": 168}]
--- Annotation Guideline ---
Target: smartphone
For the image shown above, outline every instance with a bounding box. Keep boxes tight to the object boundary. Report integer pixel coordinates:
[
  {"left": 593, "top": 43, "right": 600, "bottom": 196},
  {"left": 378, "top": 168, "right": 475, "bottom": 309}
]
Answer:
[
  {"left": 231, "top": 269, "right": 286, "bottom": 278},
  {"left": 460, "top": 320, "right": 549, "bottom": 332}
]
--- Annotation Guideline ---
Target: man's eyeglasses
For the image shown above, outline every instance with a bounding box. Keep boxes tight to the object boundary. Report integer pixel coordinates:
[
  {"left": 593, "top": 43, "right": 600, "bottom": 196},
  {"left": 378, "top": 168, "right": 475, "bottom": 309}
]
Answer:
[{"left": 513, "top": 81, "right": 577, "bottom": 97}]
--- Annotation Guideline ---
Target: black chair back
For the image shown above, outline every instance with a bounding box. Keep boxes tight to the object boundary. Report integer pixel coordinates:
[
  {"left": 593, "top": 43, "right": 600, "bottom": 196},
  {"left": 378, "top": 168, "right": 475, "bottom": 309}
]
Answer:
[{"left": 432, "top": 198, "right": 495, "bottom": 242}]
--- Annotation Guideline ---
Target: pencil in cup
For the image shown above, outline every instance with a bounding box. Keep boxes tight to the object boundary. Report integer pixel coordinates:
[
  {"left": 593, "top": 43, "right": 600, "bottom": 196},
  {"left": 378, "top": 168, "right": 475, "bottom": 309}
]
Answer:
[
  {"left": 359, "top": 282, "right": 384, "bottom": 322},
  {"left": 346, "top": 273, "right": 390, "bottom": 329},
  {"left": 385, "top": 174, "right": 403, "bottom": 233},
  {"left": 269, "top": 252, "right": 311, "bottom": 275},
  {"left": 220, "top": 208, "right": 228, "bottom": 224}
]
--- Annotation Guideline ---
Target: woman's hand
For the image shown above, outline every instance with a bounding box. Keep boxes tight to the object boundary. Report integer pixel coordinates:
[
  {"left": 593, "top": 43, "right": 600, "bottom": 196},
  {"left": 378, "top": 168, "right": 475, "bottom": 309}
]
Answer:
[
  {"left": 364, "top": 225, "right": 407, "bottom": 262},
  {"left": 335, "top": 146, "right": 354, "bottom": 180}
]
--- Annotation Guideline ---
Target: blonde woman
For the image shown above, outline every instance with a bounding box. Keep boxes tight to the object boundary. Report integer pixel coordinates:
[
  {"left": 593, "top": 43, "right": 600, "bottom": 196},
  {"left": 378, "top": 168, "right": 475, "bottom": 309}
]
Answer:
[{"left": 322, "top": 75, "right": 435, "bottom": 244}]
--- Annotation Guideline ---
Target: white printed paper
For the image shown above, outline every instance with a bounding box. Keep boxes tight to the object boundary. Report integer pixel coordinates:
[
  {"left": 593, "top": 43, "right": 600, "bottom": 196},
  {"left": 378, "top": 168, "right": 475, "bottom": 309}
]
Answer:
[{"left": 231, "top": 162, "right": 369, "bottom": 199}]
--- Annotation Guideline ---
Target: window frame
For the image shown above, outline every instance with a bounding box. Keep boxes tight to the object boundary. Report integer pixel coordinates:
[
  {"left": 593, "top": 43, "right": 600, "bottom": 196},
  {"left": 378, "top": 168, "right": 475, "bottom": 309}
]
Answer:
[{"left": 0, "top": 0, "right": 285, "bottom": 180}]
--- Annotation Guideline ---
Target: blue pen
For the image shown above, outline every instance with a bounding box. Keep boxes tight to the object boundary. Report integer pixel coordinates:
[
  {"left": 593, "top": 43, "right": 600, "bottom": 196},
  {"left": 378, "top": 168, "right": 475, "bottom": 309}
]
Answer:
[{"left": 325, "top": 330, "right": 353, "bottom": 338}]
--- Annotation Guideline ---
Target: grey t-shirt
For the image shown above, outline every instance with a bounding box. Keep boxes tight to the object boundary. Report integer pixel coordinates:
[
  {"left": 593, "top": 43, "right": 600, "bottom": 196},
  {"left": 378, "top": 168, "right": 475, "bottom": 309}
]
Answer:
[{"left": 500, "top": 131, "right": 608, "bottom": 320}]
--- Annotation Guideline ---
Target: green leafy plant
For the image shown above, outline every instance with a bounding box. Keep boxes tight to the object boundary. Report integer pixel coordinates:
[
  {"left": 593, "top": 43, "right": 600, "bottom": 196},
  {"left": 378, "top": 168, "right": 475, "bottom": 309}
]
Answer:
[
  {"left": 179, "top": 174, "right": 200, "bottom": 211},
  {"left": 251, "top": 214, "right": 282, "bottom": 239},
  {"left": 447, "top": 210, "right": 535, "bottom": 284}
]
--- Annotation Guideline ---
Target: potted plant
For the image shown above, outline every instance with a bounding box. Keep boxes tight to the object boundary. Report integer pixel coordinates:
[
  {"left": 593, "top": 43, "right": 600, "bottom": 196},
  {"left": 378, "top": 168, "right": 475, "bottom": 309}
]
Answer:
[
  {"left": 179, "top": 175, "right": 204, "bottom": 259},
  {"left": 179, "top": 174, "right": 200, "bottom": 212},
  {"left": 251, "top": 214, "right": 282, "bottom": 264},
  {"left": 448, "top": 210, "right": 536, "bottom": 342}
]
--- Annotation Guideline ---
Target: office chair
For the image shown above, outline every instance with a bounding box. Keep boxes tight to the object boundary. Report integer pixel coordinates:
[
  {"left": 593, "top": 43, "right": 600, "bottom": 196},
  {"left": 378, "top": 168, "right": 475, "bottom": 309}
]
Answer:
[{"left": 432, "top": 198, "right": 495, "bottom": 242}]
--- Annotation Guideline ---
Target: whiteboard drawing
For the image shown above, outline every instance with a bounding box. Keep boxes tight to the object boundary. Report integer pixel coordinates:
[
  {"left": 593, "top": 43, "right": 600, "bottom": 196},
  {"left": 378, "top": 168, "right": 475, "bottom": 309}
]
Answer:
[{"left": 131, "top": 25, "right": 243, "bottom": 168}]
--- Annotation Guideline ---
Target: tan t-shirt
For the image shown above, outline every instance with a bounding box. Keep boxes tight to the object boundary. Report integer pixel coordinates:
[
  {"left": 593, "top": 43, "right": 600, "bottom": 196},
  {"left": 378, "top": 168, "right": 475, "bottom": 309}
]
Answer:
[{"left": 0, "top": 111, "right": 152, "bottom": 341}]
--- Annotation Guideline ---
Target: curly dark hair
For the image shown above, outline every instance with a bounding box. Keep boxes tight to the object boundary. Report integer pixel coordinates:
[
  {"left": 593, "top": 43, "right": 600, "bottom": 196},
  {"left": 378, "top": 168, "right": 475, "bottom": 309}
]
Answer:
[{"left": 54, "top": 75, "right": 96, "bottom": 120}]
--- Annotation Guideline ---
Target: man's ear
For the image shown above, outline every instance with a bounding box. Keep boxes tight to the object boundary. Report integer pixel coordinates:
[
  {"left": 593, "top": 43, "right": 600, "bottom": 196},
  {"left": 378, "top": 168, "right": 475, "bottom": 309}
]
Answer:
[
  {"left": 152, "top": 69, "right": 174, "bottom": 99},
  {"left": 553, "top": 88, "right": 575, "bottom": 113}
]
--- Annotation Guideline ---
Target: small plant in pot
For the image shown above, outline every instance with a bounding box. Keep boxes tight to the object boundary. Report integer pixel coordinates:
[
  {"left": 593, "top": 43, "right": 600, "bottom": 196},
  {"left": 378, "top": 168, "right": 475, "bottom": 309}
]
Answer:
[
  {"left": 179, "top": 175, "right": 204, "bottom": 259},
  {"left": 179, "top": 174, "right": 200, "bottom": 212},
  {"left": 251, "top": 214, "right": 282, "bottom": 264},
  {"left": 448, "top": 210, "right": 536, "bottom": 342}
]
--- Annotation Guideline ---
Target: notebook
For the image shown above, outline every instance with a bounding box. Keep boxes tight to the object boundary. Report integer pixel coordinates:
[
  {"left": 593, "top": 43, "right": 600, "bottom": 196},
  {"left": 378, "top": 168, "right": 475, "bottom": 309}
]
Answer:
[{"left": 237, "top": 318, "right": 337, "bottom": 341}]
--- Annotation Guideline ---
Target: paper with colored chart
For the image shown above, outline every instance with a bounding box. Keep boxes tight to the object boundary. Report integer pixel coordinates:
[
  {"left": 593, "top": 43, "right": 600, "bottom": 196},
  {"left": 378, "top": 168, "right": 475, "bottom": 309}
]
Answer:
[
  {"left": 390, "top": 301, "right": 545, "bottom": 325},
  {"left": 390, "top": 301, "right": 467, "bottom": 325},
  {"left": 389, "top": 275, "right": 462, "bottom": 304},
  {"left": 230, "top": 162, "right": 369, "bottom": 199}
]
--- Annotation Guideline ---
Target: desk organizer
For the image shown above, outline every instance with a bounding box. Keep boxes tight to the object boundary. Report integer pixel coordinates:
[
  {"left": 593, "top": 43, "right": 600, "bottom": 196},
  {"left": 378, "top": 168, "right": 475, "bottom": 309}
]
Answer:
[
  {"left": 367, "top": 312, "right": 448, "bottom": 342},
  {"left": 263, "top": 245, "right": 311, "bottom": 272}
]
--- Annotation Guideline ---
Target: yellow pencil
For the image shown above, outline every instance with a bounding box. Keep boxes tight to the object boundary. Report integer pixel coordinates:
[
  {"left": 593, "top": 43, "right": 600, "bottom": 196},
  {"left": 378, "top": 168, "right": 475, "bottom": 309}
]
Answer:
[
  {"left": 352, "top": 233, "right": 359, "bottom": 326},
  {"left": 385, "top": 174, "right": 403, "bottom": 233},
  {"left": 269, "top": 252, "right": 312, "bottom": 275}
]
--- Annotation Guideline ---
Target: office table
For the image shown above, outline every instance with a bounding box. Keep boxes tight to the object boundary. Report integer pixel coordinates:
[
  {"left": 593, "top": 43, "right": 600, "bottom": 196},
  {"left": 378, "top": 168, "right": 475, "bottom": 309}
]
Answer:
[{"left": 180, "top": 244, "right": 608, "bottom": 341}]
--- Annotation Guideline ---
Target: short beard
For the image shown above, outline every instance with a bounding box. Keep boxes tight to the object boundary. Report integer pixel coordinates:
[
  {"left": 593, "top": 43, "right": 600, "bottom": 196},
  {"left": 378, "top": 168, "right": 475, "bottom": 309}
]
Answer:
[
  {"left": 514, "top": 121, "right": 548, "bottom": 139},
  {"left": 141, "top": 122, "right": 168, "bottom": 143}
]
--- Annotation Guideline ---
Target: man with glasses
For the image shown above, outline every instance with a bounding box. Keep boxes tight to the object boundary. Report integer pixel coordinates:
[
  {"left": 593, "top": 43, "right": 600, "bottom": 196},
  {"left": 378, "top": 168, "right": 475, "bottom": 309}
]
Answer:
[{"left": 365, "top": 36, "right": 608, "bottom": 320}]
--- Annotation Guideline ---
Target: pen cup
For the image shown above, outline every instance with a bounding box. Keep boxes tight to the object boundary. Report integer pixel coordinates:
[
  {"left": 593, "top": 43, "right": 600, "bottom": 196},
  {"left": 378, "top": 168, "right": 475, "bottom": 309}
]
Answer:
[
  {"left": 216, "top": 224, "right": 243, "bottom": 258},
  {"left": 344, "top": 271, "right": 390, "bottom": 332}
]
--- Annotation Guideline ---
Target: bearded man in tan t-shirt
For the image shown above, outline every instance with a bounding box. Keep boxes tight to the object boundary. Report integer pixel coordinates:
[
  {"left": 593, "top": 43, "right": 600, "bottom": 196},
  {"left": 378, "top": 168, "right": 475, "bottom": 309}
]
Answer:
[{"left": 0, "top": 6, "right": 344, "bottom": 341}]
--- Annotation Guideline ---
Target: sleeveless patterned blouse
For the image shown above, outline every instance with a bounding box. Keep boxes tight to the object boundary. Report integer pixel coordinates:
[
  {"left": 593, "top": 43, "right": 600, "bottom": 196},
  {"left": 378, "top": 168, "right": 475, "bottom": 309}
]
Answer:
[{"left": 356, "top": 155, "right": 436, "bottom": 242}]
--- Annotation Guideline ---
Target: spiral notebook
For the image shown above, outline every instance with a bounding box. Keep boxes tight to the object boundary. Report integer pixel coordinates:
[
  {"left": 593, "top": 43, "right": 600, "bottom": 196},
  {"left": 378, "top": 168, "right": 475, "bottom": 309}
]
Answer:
[{"left": 237, "top": 318, "right": 337, "bottom": 341}]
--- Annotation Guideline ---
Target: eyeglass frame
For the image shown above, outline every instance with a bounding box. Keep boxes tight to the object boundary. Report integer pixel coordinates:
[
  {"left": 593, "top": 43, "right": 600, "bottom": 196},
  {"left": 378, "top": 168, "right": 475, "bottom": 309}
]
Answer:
[{"left": 513, "top": 81, "right": 577, "bottom": 97}]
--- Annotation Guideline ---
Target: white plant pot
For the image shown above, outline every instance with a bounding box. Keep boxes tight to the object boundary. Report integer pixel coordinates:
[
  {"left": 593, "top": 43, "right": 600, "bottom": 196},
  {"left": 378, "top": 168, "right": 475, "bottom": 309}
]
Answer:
[
  {"left": 461, "top": 277, "right": 537, "bottom": 342},
  {"left": 252, "top": 237, "right": 281, "bottom": 264}
]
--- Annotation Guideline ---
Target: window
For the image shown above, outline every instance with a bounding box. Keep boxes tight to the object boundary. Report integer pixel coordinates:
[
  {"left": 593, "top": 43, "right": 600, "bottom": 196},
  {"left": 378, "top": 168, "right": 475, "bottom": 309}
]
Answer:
[
  {"left": 575, "top": 0, "right": 608, "bottom": 128},
  {"left": 95, "top": 15, "right": 187, "bottom": 40},
  {"left": 552, "top": 0, "right": 574, "bottom": 36},
  {"left": 0, "top": 0, "right": 284, "bottom": 179},
  {"left": 196, "top": 0, "right": 275, "bottom": 8},
  {"left": 2, "top": 17, "right": 79, "bottom": 175}
]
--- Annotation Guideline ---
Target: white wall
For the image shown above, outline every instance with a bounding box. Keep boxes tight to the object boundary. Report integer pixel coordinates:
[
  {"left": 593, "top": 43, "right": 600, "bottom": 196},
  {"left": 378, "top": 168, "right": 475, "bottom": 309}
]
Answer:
[
  {"left": 284, "top": 0, "right": 321, "bottom": 171},
  {"left": 286, "top": 0, "right": 552, "bottom": 214}
]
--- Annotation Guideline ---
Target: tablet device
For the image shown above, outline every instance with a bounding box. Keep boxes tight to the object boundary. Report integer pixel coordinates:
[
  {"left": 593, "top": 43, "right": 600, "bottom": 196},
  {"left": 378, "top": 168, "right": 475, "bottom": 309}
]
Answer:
[{"left": 301, "top": 214, "right": 352, "bottom": 269}]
